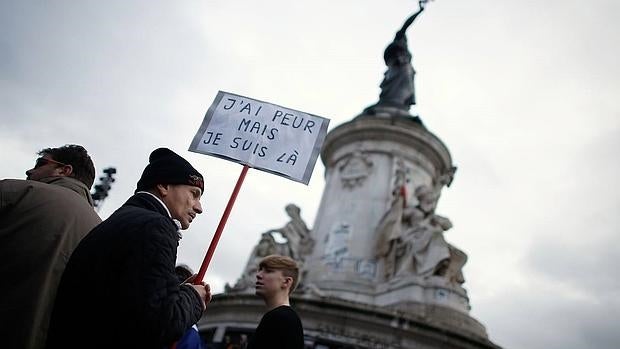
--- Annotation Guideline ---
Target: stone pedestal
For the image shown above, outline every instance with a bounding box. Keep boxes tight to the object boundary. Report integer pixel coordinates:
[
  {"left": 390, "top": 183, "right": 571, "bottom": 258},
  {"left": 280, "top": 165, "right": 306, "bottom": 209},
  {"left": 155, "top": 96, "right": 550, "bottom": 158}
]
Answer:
[
  {"left": 303, "top": 113, "right": 467, "bottom": 312},
  {"left": 199, "top": 294, "right": 499, "bottom": 349},
  {"left": 201, "top": 113, "right": 501, "bottom": 349}
]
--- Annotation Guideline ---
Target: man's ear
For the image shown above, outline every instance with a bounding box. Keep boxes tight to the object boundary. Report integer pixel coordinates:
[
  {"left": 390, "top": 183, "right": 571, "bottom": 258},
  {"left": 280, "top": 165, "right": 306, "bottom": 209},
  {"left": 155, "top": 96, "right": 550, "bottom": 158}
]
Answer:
[
  {"left": 58, "top": 164, "right": 73, "bottom": 177},
  {"left": 282, "top": 276, "right": 293, "bottom": 289},
  {"left": 155, "top": 183, "right": 170, "bottom": 197}
]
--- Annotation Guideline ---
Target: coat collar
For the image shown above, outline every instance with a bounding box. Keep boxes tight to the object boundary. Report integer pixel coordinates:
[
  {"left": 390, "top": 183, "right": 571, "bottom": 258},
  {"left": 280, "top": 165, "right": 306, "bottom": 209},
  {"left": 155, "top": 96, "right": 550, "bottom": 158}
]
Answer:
[
  {"left": 123, "top": 192, "right": 171, "bottom": 217},
  {"left": 38, "top": 176, "right": 95, "bottom": 207},
  {"left": 136, "top": 191, "right": 172, "bottom": 218},
  {"left": 123, "top": 193, "right": 183, "bottom": 238}
]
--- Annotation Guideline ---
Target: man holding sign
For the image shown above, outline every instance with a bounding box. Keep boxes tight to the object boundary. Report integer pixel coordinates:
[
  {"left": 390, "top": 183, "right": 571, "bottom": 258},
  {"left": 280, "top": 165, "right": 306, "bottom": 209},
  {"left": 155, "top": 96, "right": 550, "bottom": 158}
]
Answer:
[{"left": 47, "top": 148, "right": 211, "bottom": 349}]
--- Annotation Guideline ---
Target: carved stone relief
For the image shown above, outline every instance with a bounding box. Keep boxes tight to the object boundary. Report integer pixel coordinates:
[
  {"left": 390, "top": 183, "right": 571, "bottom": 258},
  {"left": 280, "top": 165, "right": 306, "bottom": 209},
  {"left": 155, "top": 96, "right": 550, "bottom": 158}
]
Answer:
[
  {"left": 339, "top": 150, "right": 373, "bottom": 189},
  {"left": 373, "top": 168, "right": 466, "bottom": 285}
]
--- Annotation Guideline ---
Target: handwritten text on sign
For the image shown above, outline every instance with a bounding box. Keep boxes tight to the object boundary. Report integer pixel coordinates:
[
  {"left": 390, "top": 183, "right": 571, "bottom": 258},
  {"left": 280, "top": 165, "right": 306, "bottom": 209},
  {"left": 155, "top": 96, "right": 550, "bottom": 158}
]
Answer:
[{"left": 189, "top": 91, "right": 330, "bottom": 184}]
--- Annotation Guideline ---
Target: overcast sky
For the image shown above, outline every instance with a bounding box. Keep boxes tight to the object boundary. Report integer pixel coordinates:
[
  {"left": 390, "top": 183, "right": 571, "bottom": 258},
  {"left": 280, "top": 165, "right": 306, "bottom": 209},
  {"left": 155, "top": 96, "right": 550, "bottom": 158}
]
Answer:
[{"left": 2, "top": 1, "right": 618, "bottom": 348}]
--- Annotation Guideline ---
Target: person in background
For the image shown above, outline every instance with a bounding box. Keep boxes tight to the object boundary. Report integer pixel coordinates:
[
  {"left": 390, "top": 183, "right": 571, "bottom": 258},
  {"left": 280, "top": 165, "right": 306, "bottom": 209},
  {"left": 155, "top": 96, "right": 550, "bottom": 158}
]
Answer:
[
  {"left": 247, "top": 255, "right": 304, "bottom": 349},
  {"left": 46, "top": 148, "right": 211, "bottom": 349},
  {"left": 0, "top": 144, "right": 101, "bottom": 349}
]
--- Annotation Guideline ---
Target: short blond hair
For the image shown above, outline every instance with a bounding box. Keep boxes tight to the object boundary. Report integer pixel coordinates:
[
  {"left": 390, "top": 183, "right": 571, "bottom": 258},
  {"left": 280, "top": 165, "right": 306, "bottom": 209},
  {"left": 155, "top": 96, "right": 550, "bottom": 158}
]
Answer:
[{"left": 259, "top": 255, "right": 300, "bottom": 294}]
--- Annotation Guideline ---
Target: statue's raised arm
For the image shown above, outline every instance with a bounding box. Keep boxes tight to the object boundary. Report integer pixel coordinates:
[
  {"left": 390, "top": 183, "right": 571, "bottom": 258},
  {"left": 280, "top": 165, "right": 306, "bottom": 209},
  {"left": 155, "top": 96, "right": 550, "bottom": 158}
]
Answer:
[{"left": 396, "top": 0, "right": 427, "bottom": 39}]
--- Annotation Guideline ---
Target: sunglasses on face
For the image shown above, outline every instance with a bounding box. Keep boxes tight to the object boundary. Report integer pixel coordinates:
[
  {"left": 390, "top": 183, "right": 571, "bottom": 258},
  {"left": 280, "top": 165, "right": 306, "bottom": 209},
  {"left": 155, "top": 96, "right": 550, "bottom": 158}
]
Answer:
[{"left": 34, "top": 157, "right": 68, "bottom": 169}]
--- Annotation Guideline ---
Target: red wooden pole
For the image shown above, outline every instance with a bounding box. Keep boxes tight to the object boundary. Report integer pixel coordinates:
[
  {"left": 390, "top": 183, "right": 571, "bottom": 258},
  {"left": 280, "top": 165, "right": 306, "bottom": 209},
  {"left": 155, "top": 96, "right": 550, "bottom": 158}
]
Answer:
[{"left": 194, "top": 165, "right": 249, "bottom": 284}]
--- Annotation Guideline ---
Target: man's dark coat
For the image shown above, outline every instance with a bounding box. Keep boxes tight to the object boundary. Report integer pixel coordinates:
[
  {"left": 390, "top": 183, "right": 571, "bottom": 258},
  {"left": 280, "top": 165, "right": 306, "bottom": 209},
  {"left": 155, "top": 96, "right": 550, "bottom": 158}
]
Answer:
[{"left": 47, "top": 193, "right": 204, "bottom": 349}]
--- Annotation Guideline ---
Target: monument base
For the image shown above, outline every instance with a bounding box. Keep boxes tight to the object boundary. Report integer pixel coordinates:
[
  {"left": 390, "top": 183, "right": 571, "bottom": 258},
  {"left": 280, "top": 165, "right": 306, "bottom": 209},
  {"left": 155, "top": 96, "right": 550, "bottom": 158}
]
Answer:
[{"left": 198, "top": 293, "right": 501, "bottom": 349}]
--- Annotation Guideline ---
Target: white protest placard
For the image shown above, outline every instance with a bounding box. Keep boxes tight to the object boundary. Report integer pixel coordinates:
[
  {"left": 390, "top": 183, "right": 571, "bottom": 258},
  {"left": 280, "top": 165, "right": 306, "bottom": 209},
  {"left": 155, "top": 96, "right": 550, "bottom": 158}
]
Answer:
[{"left": 189, "top": 91, "right": 330, "bottom": 184}]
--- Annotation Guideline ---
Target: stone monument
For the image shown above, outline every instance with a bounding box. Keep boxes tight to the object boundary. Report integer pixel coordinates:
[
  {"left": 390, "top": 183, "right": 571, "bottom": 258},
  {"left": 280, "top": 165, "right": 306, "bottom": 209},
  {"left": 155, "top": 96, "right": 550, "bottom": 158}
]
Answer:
[{"left": 198, "top": 2, "right": 502, "bottom": 348}]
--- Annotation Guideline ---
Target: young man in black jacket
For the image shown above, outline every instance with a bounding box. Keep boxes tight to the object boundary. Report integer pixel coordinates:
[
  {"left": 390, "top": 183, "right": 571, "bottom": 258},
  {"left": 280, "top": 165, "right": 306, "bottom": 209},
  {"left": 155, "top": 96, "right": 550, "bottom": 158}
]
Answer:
[
  {"left": 248, "top": 255, "right": 304, "bottom": 349},
  {"left": 46, "top": 148, "right": 211, "bottom": 349}
]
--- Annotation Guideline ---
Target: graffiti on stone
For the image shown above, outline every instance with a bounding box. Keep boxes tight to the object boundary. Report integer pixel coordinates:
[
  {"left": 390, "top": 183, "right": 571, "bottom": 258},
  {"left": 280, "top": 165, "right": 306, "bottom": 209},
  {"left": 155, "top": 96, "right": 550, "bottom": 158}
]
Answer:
[
  {"left": 322, "top": 223, "right": 351, "bottom": 270},
  {"left": 355, "top": 259, "right": 377, "bottom": 279}
]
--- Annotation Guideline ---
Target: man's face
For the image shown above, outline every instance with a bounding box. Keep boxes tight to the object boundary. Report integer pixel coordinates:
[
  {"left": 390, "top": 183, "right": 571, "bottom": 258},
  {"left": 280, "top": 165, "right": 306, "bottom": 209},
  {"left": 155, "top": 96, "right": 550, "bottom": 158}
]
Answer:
[
  {"left": 255, "top": 266, "right": 289, "bottom": 299},
  {"left": 160, "top": 184, "right": 203, "bottom": 230},
  {"left": 25, "top": 154, "right": 68, "bottom": 181}
]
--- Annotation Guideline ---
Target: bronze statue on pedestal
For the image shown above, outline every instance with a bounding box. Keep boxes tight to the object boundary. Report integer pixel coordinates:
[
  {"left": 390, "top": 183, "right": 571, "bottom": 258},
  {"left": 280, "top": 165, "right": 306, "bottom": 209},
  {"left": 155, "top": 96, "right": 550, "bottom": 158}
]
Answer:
[{"left": 365, "top": 0, "right": 432, "bottom": 122}]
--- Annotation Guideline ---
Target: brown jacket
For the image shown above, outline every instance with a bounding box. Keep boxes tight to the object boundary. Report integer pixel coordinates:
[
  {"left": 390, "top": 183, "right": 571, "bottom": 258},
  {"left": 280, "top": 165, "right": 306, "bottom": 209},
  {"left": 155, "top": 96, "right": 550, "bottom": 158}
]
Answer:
[{"left": 0, "top": 177, "right": 102, "bottom": 349}]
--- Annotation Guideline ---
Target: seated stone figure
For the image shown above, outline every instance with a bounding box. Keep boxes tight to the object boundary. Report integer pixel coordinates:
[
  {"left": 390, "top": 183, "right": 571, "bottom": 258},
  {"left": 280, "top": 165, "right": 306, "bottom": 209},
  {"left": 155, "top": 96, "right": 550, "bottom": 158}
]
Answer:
[
  {"left": 375, "top": 183, "right": 466, "bottom": 285},
  {"left": 279, "top": 204, "right": 315, "bottom": 260},
  {"left": 396, "top": 206, "right": 451, "bottom": 278},
  {"left": 227, "top": 204, "right": 314, "bottom": 292},
  {"left": 227, "top": 232, "right": 279, "bottom": 292}
]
